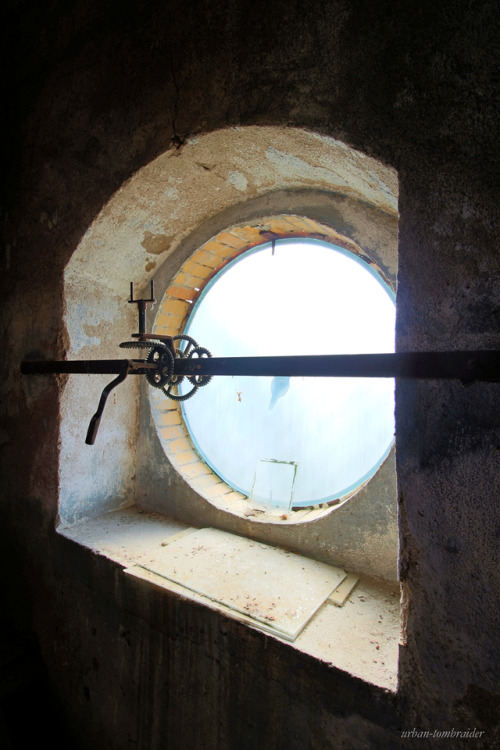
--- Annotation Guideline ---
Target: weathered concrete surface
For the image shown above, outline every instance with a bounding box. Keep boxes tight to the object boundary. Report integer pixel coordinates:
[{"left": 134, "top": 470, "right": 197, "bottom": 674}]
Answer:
[
  {"left": 396, "top": 171, "right": 500, "bottom": 733},
  {"left": 62, "top": 130, "right": 399, "bottom": 574},
  {"left": 1, "top": 0, "right": 499, "bottom": 748},
  {"left": 61, "top": 130, "right": 400, "bottom": 580},
  {"left": 59, "top": 507, "right": 401, "bottom": 691},
  {"left": 68, "top": 127, "right": 397, "bottom": 298}
]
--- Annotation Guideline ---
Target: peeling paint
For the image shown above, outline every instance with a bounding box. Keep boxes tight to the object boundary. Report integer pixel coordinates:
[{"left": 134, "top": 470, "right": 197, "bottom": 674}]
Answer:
[{"left": 227, "top": 171, "right": 248, "bottom": 191}]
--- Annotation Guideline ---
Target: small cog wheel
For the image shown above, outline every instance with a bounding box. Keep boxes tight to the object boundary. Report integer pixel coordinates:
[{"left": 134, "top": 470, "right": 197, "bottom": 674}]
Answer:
[
  {"left": 169, "top": 334, "right": 201, "bottom": 388},
  {"left": 173, "top": 334, "right": 199, "bottom": 357},
  {"left": 119, "top": 340, "right": 159, "bottom": 350},
  {"left": 187, "top": 346, "right": 213, "bottom": 387},
  {"left": 146, "top": 344, "right": 174, "bottom": 388}
]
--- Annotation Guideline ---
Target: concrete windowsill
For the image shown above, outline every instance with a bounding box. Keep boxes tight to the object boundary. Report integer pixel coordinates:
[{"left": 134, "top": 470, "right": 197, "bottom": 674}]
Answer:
[{"left": 58, "top": 506, "right": 400, "bottom": 691}]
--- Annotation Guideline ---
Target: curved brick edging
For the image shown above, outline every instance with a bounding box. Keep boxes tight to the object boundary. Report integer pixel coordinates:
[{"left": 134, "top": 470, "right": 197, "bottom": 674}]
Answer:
[{"left": 150, "top": 215, "right": 391, "bottom": 521}]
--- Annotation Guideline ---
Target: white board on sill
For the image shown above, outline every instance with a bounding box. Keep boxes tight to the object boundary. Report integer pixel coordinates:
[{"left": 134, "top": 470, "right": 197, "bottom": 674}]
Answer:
[{"left": 133, "top": 527, "right": 346, "bottom": 641}]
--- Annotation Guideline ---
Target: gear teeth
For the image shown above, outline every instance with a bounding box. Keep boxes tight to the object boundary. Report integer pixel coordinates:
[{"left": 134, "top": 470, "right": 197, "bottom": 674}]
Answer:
[
  {"left": 187, "top": 346, "right": 213, "bottom": 387},
  {"left": 119, "top": 340, "right": 165, "bottom": 350},
  {"left": 162, "top": 383, "right": 199, "bottom": 401},
  {"left": 146, "top": 345, "right": 174, "bottom": 388},
  {"left": 173, "top": 334, "right": 199, "bottom": 357},
  {"left": 120, "top": 336, "right": 211, "bottom": 400}
]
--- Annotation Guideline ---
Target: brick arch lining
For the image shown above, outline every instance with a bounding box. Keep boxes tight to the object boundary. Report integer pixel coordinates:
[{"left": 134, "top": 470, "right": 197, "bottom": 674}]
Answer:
[{"left": 149, "top": 215, "right": 394, "bottom": 522}]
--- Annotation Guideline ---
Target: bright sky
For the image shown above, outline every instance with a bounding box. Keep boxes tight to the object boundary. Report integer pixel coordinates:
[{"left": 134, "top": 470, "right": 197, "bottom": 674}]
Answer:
[{"left": 180, "top": 240, "right": 396, "bottom": 507}]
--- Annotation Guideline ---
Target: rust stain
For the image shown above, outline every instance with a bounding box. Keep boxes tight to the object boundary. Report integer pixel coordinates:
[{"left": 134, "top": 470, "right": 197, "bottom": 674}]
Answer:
[
  {"left": 145, "top": 259, "right": 157, "bottom": 272},
  {"left": 141, "top": 231, "right": 172, "bottom": 255}
]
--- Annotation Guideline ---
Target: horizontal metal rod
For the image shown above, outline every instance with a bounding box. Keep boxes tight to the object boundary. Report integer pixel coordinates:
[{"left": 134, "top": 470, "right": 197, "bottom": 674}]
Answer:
[
  {"left": 174, "top": 351, "right": 500, "bottom": 381},
  {"left": 21, "top": 351, "right": 500, "bottom": 381},
  {"left": 21, "top": 360, "right": 156, "bottom": 375}
]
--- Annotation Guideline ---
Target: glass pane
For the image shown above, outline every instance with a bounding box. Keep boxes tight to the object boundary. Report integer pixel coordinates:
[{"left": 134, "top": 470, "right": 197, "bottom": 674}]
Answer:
[
  {"left": 250, "top": 459, "right": 297, "bottom": 511},
  {"left": 179, "top": 239, "right": 395, "bottom": 507}
]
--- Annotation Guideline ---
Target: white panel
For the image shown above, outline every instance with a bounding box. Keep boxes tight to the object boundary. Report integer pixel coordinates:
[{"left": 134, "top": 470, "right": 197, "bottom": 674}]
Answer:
[{"left": 137, "top": 527, "right": 346, "bottom": 641}]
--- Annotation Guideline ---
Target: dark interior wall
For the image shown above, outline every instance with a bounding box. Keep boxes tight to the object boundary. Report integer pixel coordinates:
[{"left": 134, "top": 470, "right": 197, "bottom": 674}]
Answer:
[{"left": 1, "top": 1, "right": 499, "bottom": 748}]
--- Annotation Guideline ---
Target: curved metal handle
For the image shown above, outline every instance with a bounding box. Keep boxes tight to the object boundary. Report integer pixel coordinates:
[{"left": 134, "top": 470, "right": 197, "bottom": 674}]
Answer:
[{"left": 85, "top": 364, "right": 130, "bottom": 445}]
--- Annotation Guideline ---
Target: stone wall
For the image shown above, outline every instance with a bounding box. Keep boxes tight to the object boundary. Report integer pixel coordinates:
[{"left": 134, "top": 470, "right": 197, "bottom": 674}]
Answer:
[{"left": 1, "top": 1, "right": 499, "bottom": 747}]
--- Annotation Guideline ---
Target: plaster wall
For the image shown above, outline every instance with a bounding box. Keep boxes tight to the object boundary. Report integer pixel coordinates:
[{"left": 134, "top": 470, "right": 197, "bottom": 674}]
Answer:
[
  {"left": 1, "top": 1, "right": 499, "bottom": 748},
  {"left": 68, "top": 127, "right": 398, "bottom": 297},
  {"left": 60, "top": 275, "right": 138, "bottom": 525},
  {"left": 62, "top": 127, "right": 399, "bottom": 581}
]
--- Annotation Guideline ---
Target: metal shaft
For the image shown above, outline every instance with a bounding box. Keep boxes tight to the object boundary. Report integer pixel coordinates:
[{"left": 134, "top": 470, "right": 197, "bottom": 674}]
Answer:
[
  {"left": 21, "top": 351, "right": 500, "bottom": 381},
  {"left": 21, "top": 360, "right": 156, "bottom": 375},
  {"left": 174, "top": 351, "right": 500, "bottom": 381}
]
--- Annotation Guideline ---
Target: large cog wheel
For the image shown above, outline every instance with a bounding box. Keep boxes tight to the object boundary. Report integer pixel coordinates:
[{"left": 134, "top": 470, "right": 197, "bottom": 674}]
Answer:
[
  {"left": 173, "top": 334, "right": 199, "bottom": 356},
  {"left": 162, "top": 382, "right": 199, "bottom": 401},
  {"left": 146, "top": 344, "right": 175, "bottom": 388}
]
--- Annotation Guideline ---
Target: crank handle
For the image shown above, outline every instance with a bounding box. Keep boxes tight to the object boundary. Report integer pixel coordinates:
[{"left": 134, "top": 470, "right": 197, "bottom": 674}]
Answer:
[{"left": 85, "top": 364, "right": 130, "bottom": 445}]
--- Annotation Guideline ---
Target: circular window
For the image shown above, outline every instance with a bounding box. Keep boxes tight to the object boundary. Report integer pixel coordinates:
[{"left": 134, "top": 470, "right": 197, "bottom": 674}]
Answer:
[{"left": 176, "top": 238, "right": 395, "bottom": 509}]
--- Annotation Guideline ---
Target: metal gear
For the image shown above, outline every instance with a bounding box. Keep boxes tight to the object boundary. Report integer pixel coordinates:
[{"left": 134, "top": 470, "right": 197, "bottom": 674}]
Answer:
[
  {"left": 168, "top": 334, "right": 200, "bottom": 388},
  {"left": 187, "top": 346, "right": 213, "bottom": 387},
  {"left": 173, "top": 334, "right": 199, "bottom": 356},
  {"left": 146, "top": 344, "right": 174, "bottom": 388},
  {"left": 119, "top": 340, "right": 158, "bottom": 350},
  {"left": 162, "top": 382, "right": 199, "bottom": 401},
  {"left": 168, "top": 358, "right": 184, "bottom": 388}
]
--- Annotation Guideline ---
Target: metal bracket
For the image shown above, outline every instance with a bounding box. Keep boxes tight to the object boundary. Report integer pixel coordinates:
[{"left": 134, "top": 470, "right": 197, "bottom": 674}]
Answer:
[{"left": 128, "top": 280, "right": 155, "bottom": 339}]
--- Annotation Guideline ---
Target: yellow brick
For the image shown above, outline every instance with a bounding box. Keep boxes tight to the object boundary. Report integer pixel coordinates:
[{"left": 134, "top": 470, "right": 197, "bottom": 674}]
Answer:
[
  {"left": 170, "top": 450, "right": 198, "bottom": 467},
  {"left": 224, "top": 490, "right": 247, "bottom": 502},
  {"left": 159, "top": 410, "right": 181, "bottom": 426},
  {"left": 191, "top": 473, "right": 219, "bottom": 490},
  {"left": 172, "top": 271, "right": 189, "bottom": 286},
  {"left": 163, "top": 319, "right": 183, "bottom": 335},
  {"left": 199, "top": 239, "right": 228, "bottom": 256},
  {"left": 159, "top": 425, "right": 185, "bottom": 441},
  {"left": 182, "top": 462, "right": 212, "bottom": 479},
  {"left": 190, "top": 249, "right": 221, "bottom": 269},
  {"left": 215, "top": 231, "right": 251, "bottom": 249},
  {"left": 167, "top": 437, "right": 190, "bottom": 454},
  {"left": 154, "top": 397, "right": 178, "bottom": 414},
  {"left": 163, "top": 312, "right": 183, "bottom": 327},
  {"left": 172, "top": 272, "right": 205, "bottom": 289},
  {"left": 292, "top": 216, "right": 326, "bottom": 235},
  {"left": 267, "top": 217, "right": 303, "bottom": 234},
  {"left": 201, "top": 243, "right": 231, "bottom": 259},
  {"left": 230, "top": 225, "right": 264, "bottom": 245},
  {"left": 166, "top": 285, "right": 196, "bottom": 301},
  {"left": 203, "top": 482, "right": 232, "bottom": 499},
  {"left": 161, "top": 298, "right": 191, "bottom": 317},
  {"left": 154, "top": 312, "right": 170, "bottom": 328},
  {"left": 182, "top": 260, "right": 214, "bottom": 279},
  {"left": 157, "top": 315, "right": 188, "bottom": 334},
  {"left": 281, "top": 215, "right": 311, "bottom": 233}
]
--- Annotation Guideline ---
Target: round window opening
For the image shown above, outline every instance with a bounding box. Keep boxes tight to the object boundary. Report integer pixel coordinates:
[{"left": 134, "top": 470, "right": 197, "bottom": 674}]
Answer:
[{"left": 177, "top": 238, "right": 395, "bottom": 510}]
